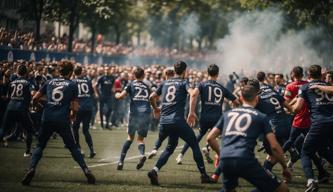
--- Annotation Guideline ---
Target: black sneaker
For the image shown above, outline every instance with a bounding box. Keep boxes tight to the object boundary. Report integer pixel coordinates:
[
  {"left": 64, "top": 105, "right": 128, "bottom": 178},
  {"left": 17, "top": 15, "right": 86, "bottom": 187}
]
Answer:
[
  {"left": 117, "top": 162, "right": 123, "bottom": 170},
  {"left": 85, "top": 169, "right": 96, "bottom": 184},
  {"left": 201, "top": 174, "right": 215, "bottom": 184},
  {"left": 136, "top": 156, "right": 147, "bottom": 170},
  {"left": 21, "top": 168, "right": 35, "bottom": 185},
  {"left": 318, "top": 171, "right": 330, "bottom": 184},
  {"left": 305, "top": 180, "right": 319, "bottom": 192},
  {"left": 148, "top": 169, "right": 159, "bottom": 186},
  {"left": 89, "top": 152, "right": 96, "bottom": 159}
]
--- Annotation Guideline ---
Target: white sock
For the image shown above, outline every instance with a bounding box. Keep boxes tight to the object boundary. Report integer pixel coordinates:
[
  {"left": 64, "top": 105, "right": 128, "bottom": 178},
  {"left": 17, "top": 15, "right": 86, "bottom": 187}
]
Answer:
[
  {"left": 307, "top": 179, "right": 314, "bottom": 186},
  {"left": 153, "top": 167, "right": 159, "bottom": 172}
]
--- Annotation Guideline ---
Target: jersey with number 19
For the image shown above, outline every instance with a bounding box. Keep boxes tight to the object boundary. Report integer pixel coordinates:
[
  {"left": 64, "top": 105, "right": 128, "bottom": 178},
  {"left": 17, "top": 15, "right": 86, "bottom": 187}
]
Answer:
[
  {"left": 40, "top": 77, "right": 78, "bottom": 123},
  {"left": 156, "top": 77, "right": 189, "bottom": 124}
]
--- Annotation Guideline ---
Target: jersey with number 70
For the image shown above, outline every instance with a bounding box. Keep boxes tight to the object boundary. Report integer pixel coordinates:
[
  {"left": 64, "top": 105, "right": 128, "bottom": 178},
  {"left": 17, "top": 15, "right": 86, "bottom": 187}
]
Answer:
[
  {"left": 156, "top": 77, "right": 190, "bottom": 125},
  {"left": 40, "top": 77, "right": 78, "bottom": 123}
]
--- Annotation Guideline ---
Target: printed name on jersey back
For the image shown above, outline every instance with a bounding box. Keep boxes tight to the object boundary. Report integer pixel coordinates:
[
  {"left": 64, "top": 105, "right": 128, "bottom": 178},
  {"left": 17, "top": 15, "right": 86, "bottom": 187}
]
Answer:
[{"left": 50, "top": 80, "right": 70, "bottom": 86}]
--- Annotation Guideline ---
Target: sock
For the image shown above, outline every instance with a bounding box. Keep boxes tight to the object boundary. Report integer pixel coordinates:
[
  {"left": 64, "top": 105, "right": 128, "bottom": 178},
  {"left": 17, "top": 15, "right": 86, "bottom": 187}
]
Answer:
[
  {"left": 138, "top": 143, "right": 145, "bottom": 156},
  {"left": 119, "top": 140, "right": 133, "bottom": 162},
  {"left": 153, "top": 166, "right": 159, "bottom": 172},
  {"left": 263, "top": 160, "right": 273, "bottom": 171}
]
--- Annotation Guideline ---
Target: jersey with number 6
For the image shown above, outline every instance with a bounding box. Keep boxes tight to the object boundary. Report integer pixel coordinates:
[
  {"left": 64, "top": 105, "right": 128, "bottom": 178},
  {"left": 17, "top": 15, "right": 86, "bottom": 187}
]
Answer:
[
  {"left": 216, "top": 106, "right": 272, "bottom": 159},
  {"left": 125, "top": 80, "right": 151, "bottom": 115},
  {"left": 198, "top": 80, "right": 236, "bottom": 122},
  {"left": 72, "top": 77, "right": 94, "bottom": 111},
  {"left": 40, "top": 77, "right": 78, "bottom": 123},
  {"left": 298, "top": 80, "right": 333, "bottom": 125},
  {"left": 156, "top": 77, "right": 190, "bottom": 124},
  {"left": 6, "top": 77, "right": 33, "bottom": 111}
]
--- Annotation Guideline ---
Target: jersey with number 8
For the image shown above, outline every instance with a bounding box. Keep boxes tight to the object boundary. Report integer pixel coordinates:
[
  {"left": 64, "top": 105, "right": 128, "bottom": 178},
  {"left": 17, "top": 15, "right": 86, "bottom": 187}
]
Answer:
[
  {"left": 40, "top": 77, "right": 78, "bottom": 123},
  {"left": 156, "top": 77, "right": 190, "bottom": 124},
  {"left": 215, "top": 106, "right": 273, "bottom": 159}
]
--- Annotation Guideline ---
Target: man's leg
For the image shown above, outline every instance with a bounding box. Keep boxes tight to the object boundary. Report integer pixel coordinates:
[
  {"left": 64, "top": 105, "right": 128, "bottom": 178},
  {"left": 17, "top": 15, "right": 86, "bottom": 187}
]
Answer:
[
  {"left": 20, "top": 111, "right": 34, "bottom": 155},
  {"left": 82, "top": 111, "right": 95, "bottom": 157},
  {"left": 99, "top": 99, "right": 105, "bottom": 128},
  {"left": 105, "top": 99, "right": 113, "bottom": 129},
  {"left": 72, "top": 112, "right": 82, "bottom": 150}
]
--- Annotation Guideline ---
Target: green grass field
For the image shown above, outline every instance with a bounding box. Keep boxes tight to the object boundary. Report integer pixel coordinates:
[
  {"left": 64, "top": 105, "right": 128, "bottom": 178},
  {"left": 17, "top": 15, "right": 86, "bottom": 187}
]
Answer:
[{"left": 0, "top": 126, "right": 333, "bottom": 192}]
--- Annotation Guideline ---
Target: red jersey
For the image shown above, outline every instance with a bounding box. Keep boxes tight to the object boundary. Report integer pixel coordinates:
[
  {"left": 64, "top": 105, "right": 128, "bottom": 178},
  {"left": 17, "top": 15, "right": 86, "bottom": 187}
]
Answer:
[{"left": 284, "top": 80, "right": 311, "bottom": 128}]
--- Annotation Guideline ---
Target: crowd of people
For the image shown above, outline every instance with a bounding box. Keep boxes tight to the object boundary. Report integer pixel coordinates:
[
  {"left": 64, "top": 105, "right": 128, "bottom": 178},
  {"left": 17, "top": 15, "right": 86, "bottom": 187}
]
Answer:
[
  {"left": 0, "top": 56, "right": 333, "bottom": 192},
  {"left": 0, "top": 28, "right": 206, "bottom": 59}
]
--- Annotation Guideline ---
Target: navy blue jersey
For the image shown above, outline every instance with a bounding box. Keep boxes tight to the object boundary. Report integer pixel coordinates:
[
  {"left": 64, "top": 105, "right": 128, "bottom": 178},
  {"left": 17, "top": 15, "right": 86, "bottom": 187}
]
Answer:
[
  {"left": 256, "top": 83, "right": 285, "bottom": 122},
  {"left": 199, "top": 80, "right": 236, "bottom": 121},
  {"left": 216, "top": 106, "right": 272, "bottom": 159},
  {"left": 125, "top": 80, "right": 151, "bottom": 114},
  {"left": 299, "top": 80, "right": 333, "bottom": 125},
  {"left": 6, "top": 77, "right": 32, "bottom": 111},
  {"left": 156, "top": 77, "right": 190, "bottom": 124},
  {"left": 40, "top": 77, "right": 78, "bottom": 123},
  {"left": 96, "top": 75, "right": 115, "bottom": 97},
  {"left": 72, "top": 77, "right": 94, "bottom": 111}
]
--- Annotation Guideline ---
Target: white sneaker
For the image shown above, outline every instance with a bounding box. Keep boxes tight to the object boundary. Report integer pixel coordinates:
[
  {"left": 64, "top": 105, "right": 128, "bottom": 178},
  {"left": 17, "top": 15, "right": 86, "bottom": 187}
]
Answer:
[
  {"left": 148, "top": 149, "right": 157, "bottom": 159},
  {"left": 24, "top": 152, "right": 32, "bottom": 157},
  {"left": 287, "top": 160, "right": 294, "bottom": 170},
  {"left": 176, "top": 153, "right": 183, "bottom": 164}
]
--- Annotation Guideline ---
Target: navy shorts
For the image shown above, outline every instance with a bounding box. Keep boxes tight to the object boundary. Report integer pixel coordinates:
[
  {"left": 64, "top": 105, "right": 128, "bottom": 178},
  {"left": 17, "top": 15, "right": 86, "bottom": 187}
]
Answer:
[
  {"left": 128, "top": 113, "right": 150, "bottom": 137},
  {"left": 199, "top": 117, "right": 219, "bottom": 134},
  {"left": 220, "top": 158, "right": 281, "bottom": 192}
]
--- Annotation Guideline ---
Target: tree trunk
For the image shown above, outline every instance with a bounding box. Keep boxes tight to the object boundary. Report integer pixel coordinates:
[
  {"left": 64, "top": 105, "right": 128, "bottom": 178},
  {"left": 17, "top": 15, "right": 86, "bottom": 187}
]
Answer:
[
  {"left": 90, "top": 23, "right": 96, "bottom": 53},
  {"left": 114, "top": 25, "right": 121, "bottom": 45},
  {"left": 136, "top": 30, "right": 141, "bottom": 46},
  {"left": 68, "top": 0, "right": 78, "bottom": 52}
]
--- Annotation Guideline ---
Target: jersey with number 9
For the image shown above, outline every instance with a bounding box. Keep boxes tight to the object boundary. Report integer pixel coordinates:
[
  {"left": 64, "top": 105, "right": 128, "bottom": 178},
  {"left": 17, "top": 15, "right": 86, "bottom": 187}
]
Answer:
[
  {"left": 40, "top": 77, "right": 78, "bottom": 123},
  {"left": 156, "top": 77, "right": 190, "bottom": 124}
]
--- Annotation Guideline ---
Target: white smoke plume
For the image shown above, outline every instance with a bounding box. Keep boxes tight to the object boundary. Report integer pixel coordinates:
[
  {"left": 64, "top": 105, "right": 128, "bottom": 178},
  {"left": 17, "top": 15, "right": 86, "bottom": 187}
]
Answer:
[{"left": 211, "top": 9, "right": 327, "bottom": 76}]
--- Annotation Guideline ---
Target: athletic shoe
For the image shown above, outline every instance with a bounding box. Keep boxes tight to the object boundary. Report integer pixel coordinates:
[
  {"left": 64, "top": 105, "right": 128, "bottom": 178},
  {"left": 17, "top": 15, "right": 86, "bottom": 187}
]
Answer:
[
  {"left": 89, "top": 152, "right": 96, "bottom": 159},
  {"left": 148, "top": 149, "right": 157, "bottom": 159},
  {"left": 136, "top": 156, "right": 147, "bottom": 170},
  {"left": 80, "top": 150, "right": 85, "bottom": 157},
  {"left": 287, "top": 160, "right": 294, "bottom": 170},
  {"left": 201, "top": 174, "right": 215, "bottom": 184},
  {"left": 117, "top": 162, "right": 123, "bottom": 170},
  {"left": 211, "top": 174, "right": 219, "bottom": 183},
  {"left": 176, "top": 153, "right": 183, "bottom": 165},
  {"left": 23, "top": 152, "right": 32, "bottom": 157},
  {"left": 148, "top": 169, "right": 159, "bottom": 185},
  {"left": 3, "top": 139, "right": 8, "bottom": 147},
  {"left": 84, "top": 169, "right": 96, "bottom": 184},
  {"left": 305, "top": 180, "right": 319, "bottom": 192},
  {"left": 318, "top": 171, "right": 330, "bottom": 184},
  {"left": 21, "top": 168, "right": 35, "bottom": 185}
]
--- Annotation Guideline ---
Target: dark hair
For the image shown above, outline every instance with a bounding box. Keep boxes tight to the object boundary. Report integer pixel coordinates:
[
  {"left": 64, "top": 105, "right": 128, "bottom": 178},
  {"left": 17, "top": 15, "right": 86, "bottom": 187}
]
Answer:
[
  {"left": 276, "top": 73, "right": 283, "bottom": 79},
  {"left": 134, "top": 67, "right": 145, "bottom": 79},
  {"left": 174, "top": 61, "right": 187, "bottom": 75},
  {"left": 241, "top": 85, "right": 258, "bottom": 101},
  {"left": 240, "top": 77, "right": 249, "bottom": 85},
  {"left": 308, "top": 65, "right": 322, "bottom": 79},
  {"left": 17, "top": 64, "right": 28, "bottom": 76},
  {"left": 256, "top": 71, "right": 266, "bottom": 82},
  {"left": 247, "top": 79, "right": 260, "bottom": 93},
  {"left": 74, "top": 66, "right": 82, "bottom": 76},
  {"left": 292, "top": 66, "right": 303, "bottom": 78},
  {"left": 327, "top": 71, "right": 333, "bottom": 76},
  {"left": 58, "top": 61, "right": 74, "bottom": 76},
  {"left": 207, "top": 64, "right": 219, "bottom": 77}
]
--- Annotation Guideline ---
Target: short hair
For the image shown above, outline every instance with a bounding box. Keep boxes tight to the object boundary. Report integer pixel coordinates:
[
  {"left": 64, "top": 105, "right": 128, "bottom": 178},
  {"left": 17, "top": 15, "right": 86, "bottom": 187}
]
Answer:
[
  {"left": 292, "top": 66, "right": 303, "bottom": 78},
  {"left": 240, "top": 77, "right": 249, "bottom": 85},
  {"left": 174, "top": 61, "right": 187, "bottom": 75},
  {"left": 207, "top": 64, "right": 219, "bottom": 77},
  {"left": 58, "top": 61, "right": 74, "bottom": 76},
  {"left": 257, "top": 71, "right": 266, "bottom": 82},
  {"left": 241, "top": 85, "right": 258, "bottom": 102},
  {"left": 74, "top": 66, "right": 82, "bottom": 76},
  {"left": 17, "top": 64, "right": 28, "bottom": 76},
  {"left": 247, "top": 79, "right": 260, "bottom": 93},
  {"left": 134, "top": 67, "right": 145, "bottom": 79},
  {"left": 308, "top": 65, "right": 322, "bottom": 79},
  {"left": 327, "top": 71, "right": 333, "bottom": 76},
  {"left": 275, "top": 73, "right": 283, "bottom": 79}
]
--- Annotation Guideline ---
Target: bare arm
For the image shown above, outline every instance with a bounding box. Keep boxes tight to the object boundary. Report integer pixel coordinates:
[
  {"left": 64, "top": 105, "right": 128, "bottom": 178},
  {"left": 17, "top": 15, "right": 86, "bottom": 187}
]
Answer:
[
  {"left": 291, "top": 97, "right": 304, "bottom": 114},
  {"left": 187, "top": 88, "right": 199, "bottom": 127},
  {"left": 310, "top": 85, "right": 333, "bottom": 94},
  {"left": 115, "top": 90, "right": 127, "bottom": 100},
  {"left": 149, "top": 92, "right": 160, "bottom": 119}
]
